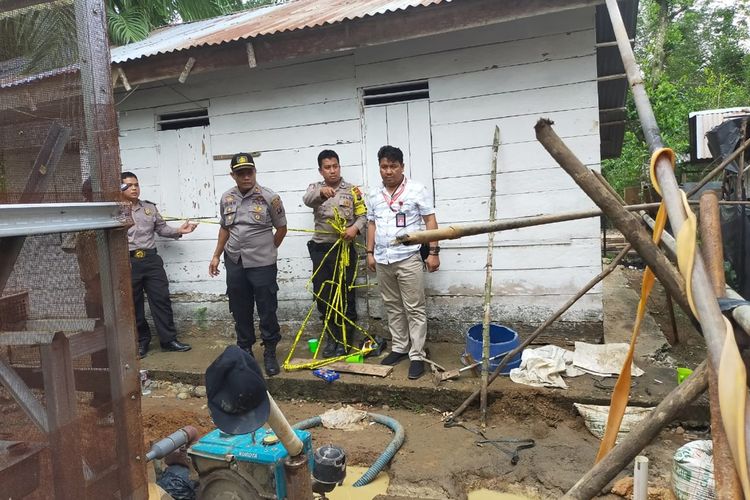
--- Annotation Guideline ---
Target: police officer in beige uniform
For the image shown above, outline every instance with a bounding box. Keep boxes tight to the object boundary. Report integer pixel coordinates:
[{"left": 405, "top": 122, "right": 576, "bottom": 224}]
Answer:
[
  {"left": 121, "top": 171, "right": 197, "bottom": 358},
  {"left": 209, "top": 154, "right": 287, "bottom": 376},
  {"left": 303, "top": 149, "right": 367, "bottom": 357}
]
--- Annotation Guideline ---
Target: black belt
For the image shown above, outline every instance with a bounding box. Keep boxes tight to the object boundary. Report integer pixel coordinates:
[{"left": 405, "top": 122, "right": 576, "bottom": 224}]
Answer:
[
  {"left": 307, "top": 240, "right": 337, "bottom": 250},
  {"left": 130, "top": 248, "right": 157, "bottom": 258}
]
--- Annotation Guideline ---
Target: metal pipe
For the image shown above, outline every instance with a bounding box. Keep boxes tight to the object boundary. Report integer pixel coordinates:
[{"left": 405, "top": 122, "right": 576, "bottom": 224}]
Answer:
[
  {"left": 145, "top": 426, "right": 198, "bottom": 462},
  {"left": 284, "top": 453, "right": 313, "bottom": 500},
  {"left": 633, "top": 456, "right": 649, "bottom": 500}
]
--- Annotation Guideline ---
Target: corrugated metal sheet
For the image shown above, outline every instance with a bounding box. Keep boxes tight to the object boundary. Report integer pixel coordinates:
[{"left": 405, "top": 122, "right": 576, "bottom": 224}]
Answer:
[
  {"left": 690, "top": 107, "right": 750, "bottom": 160},
  {"left": 111, "top": 0, "right": 448, "bottom": 63}
]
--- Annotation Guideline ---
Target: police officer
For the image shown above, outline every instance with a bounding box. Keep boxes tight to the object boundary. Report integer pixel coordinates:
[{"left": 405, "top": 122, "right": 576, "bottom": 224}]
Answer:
[
  {"left": 303, "top": 149, "right": 367, "bottom": 357},
  {"left": 208, "top": 153, "right": 287, "bottom": 376},
  {"left": 121, "top": 171, "right": 197, "bottom": 358}
]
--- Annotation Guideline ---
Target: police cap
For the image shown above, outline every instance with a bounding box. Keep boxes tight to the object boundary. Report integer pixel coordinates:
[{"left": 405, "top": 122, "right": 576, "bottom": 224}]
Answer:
[{"left": 230, "top": 153, "right": 256, "bottom": 171}]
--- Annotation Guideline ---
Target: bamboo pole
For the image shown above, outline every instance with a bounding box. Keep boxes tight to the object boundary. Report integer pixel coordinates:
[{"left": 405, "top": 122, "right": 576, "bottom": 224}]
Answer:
[
  {"left": 563, "top": 361, "right": 709, "bottom": 499},
  {"left": 394, "top": 203, "right": 659, "bottom": 246},
  {"left": 604, "top": 0, "right": 749, "bottom": 487},
  {"left": 448, "top": 244, "right": 632, "bottom": 421},
  {"left": 480, "top": 126, "right": 500, "bottom": 428}
]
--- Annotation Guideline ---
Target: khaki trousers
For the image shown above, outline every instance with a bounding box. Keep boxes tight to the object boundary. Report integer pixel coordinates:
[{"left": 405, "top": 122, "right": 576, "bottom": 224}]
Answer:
[{"left": 375, "top": 253, "right": 427, "bottom": 360}]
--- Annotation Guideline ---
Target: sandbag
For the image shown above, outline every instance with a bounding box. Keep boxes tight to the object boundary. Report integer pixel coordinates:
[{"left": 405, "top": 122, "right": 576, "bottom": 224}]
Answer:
[
  {"left": 573, "top": 403, "right": 653, "bottom": 443},
  {"left": 672, "top": 440, "right": 715, "bottom": 500}
]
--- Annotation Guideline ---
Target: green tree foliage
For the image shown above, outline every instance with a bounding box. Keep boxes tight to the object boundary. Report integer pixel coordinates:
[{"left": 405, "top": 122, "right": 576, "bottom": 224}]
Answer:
[
  {"left": 603, "top": 0, "right": 750, "bottom": 194},
  {"left": 0, "top": 0, "right": 279, "bottom": 75}
]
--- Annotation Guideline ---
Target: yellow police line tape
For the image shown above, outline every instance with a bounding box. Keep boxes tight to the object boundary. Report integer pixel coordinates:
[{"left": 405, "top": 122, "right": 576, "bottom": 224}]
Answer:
[
  {"left": 164, "top": 211, "right": 378, "bottom": 371},
  {"left": 283, "top": 208, "right": 378, "bottom": 371},
  {"left": 595, "top": 148, "right": 749, "bottom": 497}
]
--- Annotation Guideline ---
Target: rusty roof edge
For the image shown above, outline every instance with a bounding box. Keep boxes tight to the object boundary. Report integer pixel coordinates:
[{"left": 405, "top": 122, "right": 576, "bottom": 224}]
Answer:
[{"left": 110, "top": 1, "right": 448, "bottom": 64}]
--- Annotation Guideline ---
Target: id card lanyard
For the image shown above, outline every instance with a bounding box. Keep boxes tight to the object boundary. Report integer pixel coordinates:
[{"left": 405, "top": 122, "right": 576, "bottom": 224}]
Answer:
[{"left": 382, "top": 178, "right": 407, "bottom": 227}]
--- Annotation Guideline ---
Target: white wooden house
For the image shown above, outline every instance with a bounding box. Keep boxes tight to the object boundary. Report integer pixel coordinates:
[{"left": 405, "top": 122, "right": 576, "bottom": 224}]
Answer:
[{"left": 111, "top": 0, "right": 637, "bottom": 340}]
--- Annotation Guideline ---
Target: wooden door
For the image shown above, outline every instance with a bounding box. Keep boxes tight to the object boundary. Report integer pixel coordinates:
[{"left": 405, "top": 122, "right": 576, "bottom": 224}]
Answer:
[
  {"left": 362, "top": 100, "right": 434, "bottom": 199},
  {"left": 156, "top": 126, "right": 215, "bottom": 219}
]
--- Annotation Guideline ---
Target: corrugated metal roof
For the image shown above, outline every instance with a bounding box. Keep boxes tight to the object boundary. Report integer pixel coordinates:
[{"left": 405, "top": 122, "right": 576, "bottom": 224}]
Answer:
[{"left": 111, "top": 0, "right": 448, "bottom": 63}]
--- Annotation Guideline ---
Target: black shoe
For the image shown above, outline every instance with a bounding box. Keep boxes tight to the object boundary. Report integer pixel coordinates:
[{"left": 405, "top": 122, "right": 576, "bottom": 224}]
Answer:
[
  {"left": 408, "top": 360, "right": 425, "bottom": 380},
  {"left": 239, "top": 345, "right": 255, "bottom": 358},
  {"left": 322, "top": 341, "right": 337, "bottom": 358},
  {"left": 381, "top": 351, "right": 408, "bottom": 366},
  {"left": 334, "top": 344, "right": 347, "bottom": 357},
  {"left": 161, "top": 340, "right": 191, "bottom": 352},
  {"left": 138, "top": 342, "right": 149, "bottom": 359},
  {"left": 264, "top": 349, "right": 280, "bottom": 377}
]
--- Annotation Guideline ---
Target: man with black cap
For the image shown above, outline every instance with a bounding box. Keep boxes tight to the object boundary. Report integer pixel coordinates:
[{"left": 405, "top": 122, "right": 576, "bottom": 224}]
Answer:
[
  {"left": 205, "top": 345, "right": 270, "bottom": 435},
  {"left": 209, "top": 153, "right": 287, "bottom": 376}
]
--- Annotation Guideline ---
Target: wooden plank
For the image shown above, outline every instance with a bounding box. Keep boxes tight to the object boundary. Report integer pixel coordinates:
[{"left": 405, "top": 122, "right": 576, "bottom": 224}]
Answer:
[
  {"left": 430, "top": 81, "right": 598, "bottom": 126},
  {"left": 0, "top": 328, "right": 105, "bottom": 358},
  {"left": 356, "top": 29, "right": 594, "bottom": 88},
  {"left": 432, "top": 135, "right": 601, "bottom": 177},
  {"left": 13, "top": 366, "right": 111, "bottom": 395},
  {"left": 0, "top": 357, "right": 48, "bottom": 432},
  {"left": 355, "top": 7, "right": 593, "bottom": 65},
  {"left": 289, "top": 358, "right": 393, "bottom": 377},
  {"left": 209, "top": 99, "right": 359, "bottom": 136},
  {"left": 40, "top": 332, "right": 84, "bottom": 499}
]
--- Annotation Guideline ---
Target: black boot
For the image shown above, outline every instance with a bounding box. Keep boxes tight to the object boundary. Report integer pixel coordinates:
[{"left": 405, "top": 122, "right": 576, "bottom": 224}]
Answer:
[
  {"left": 322, "top": 338, "right": 337, "bottom": 358},
  {"left": 138, "top": 341, "right": 150, "bottom": 359},
  {"left": 263, "top": 345, "right": 280, "bottom": 377}
]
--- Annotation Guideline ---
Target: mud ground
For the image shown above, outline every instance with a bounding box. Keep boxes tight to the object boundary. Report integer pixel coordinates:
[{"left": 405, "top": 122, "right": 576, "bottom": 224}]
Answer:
[
  {"left": 142, "top": 383, "right": 703, "bottom": 499},
  {"left": 143, "top": 266, "right": 711, "bottom": 500}
]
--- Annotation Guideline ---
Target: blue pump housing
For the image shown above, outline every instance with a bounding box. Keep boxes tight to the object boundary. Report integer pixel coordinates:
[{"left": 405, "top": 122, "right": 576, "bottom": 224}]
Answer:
[{"left": 189, "top": 427, "right": 313, "bottom": 499}]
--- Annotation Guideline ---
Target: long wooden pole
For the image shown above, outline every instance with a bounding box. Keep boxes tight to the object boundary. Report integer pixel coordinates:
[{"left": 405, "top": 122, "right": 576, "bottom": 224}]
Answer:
[
  {"left": 563, "top": 361, "right": 709, "bottom": 499},
  {"left": 448, "top": 244, "right": 632, "bottom": 421},
  {"left": 535, "top": 120, "right": 691, "bottom": 315},
  {"left": 698, "top": 191, "right": 743, "bottom": 498},
  {"left": 480, "top": 126, "right": 500, "bottom": 427},
  {"left": 606, "top": 0, "right": 749, "bottom": 488},
  {"left": 394, "top": 203, "right": 659, "bottom": 246}
]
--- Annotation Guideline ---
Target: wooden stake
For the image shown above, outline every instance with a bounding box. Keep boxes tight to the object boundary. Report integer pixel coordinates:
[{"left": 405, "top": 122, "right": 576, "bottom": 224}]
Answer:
[
  {"left": 480, "top": 126, "right": 500, "bottom": 428},
  {"left": 448, "top": 245, "right": 632, "bottom": 421}
]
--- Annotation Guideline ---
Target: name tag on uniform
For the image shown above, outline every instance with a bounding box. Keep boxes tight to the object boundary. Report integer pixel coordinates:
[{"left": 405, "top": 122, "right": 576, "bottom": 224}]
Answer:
[{"left": 395, "top": 212, "right": 406, "bottom": 227}]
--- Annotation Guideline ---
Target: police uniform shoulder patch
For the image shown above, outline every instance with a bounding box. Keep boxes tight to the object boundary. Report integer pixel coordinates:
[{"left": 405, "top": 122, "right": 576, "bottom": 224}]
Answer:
[
  {"left": 225, "top": 195, "right": 235, "bottom": 203},
  {"left": 270, "top": 195, "right": 283, "bottom": 215}
]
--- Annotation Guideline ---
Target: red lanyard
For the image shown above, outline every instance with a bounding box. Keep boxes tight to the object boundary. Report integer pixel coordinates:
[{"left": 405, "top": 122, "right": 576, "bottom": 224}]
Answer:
[{"left": 382, "top": 178, "right": 406, "bottom": 212}]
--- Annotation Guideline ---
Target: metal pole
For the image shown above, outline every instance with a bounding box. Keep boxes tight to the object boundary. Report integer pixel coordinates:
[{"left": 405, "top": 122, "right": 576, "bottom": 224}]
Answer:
[{"left": 605, "top": 0, "right": 749, "bottom": 488}]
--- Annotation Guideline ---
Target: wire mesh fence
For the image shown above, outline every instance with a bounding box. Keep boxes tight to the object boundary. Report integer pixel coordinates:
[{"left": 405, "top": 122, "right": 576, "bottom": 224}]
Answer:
[{"left": 1, "top": 1, "right": 146, "bottom": 498}]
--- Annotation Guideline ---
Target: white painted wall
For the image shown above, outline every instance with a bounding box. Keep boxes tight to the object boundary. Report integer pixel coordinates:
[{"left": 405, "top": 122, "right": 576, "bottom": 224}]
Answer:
[{"left": 115, "top": 6, "right": 603, "bottom": 335}]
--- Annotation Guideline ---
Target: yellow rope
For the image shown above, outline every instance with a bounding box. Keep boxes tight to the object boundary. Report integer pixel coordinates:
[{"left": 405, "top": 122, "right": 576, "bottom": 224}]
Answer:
[
  {"left": 596, "top": 149, "right": 750, "bottom": 498},
  {"left": 283, "top": 207, "right": 377, "bottom": 371}
]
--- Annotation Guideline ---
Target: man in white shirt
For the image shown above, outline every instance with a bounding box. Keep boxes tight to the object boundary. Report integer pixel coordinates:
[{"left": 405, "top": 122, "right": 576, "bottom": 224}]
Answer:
[{"left": 366, "top": 145, "right": 440, "bottom": 380}]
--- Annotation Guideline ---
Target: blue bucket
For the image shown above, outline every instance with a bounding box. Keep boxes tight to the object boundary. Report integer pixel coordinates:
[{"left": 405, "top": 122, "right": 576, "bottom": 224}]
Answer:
[{"left": 464, "top": 323, "right": 522, "bottom": 375}]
